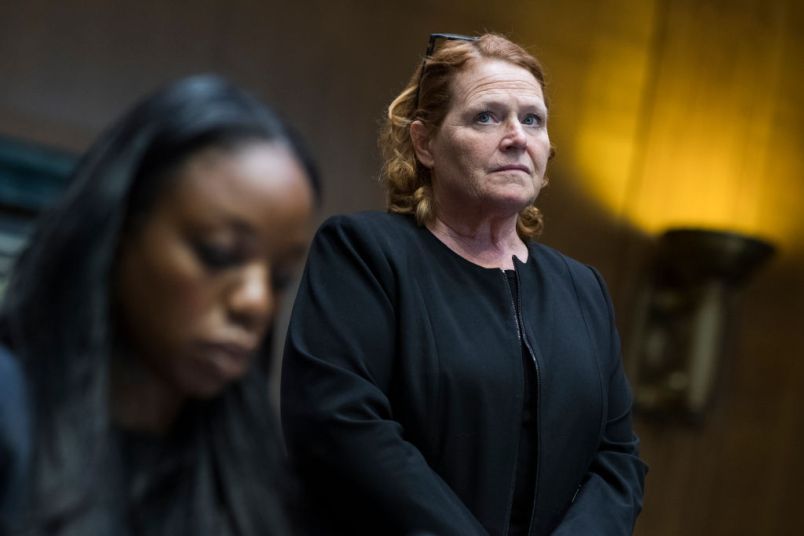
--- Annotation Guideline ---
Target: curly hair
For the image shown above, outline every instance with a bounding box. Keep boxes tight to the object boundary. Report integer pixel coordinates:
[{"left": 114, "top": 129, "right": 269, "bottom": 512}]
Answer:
[{"left": 380, "top": 33, "right": 552, "bottom": 240}]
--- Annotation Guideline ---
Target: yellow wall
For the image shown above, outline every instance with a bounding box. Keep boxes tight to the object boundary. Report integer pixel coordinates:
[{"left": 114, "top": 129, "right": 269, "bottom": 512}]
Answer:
[{"left": 551, "top": 0, "right": 801, "bottom": 251}]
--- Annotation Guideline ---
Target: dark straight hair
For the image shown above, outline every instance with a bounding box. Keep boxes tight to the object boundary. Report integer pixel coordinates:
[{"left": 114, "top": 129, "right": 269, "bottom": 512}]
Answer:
[{"left": 0, "top": 74, "right": 320, "bottom": 534}]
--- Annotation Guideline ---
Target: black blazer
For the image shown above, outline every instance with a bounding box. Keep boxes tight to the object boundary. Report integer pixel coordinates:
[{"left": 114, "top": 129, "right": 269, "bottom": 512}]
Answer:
[{"left": 282, "top": 212, "right": 646, "bottom": 535}]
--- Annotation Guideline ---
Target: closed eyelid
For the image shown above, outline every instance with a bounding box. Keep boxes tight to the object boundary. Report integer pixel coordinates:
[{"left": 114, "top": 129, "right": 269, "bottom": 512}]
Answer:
[
  {"left": 192, "top": 241, "right": 245, "bottom": 270},
  {"left": 188, "top": 227, "right": 257, "bottom": 271}
]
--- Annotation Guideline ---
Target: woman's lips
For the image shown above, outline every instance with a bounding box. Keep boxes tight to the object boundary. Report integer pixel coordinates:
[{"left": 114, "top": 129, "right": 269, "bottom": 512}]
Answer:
[
  {"left": 493, "top": 164, "right": 531, "bottom": 173},
  {"left": 200, "top": 341, "right": 254, "bottom": 380}
]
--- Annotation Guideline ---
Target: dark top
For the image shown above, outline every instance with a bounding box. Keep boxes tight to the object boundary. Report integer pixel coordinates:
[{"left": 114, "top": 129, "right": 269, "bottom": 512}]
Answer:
[
  {"left": 505, "top": 270, "right": 538, "bottom": 536},
  {"left": 282, "top": 212, "right": 647, "bottom": 536},
  {"left": 116, "top": 412, "right": 236, "bottom": 536},
  {"left": 0, "top": 344, "right": 30, "bottom": 533},
  {"left": 2, "top": 355, "right": 291, "bottom": 536}
]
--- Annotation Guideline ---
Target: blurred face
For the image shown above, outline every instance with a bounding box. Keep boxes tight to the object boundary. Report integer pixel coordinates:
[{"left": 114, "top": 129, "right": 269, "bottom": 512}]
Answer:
[
  {"left": 114, "top": 142, "right": 314, "bottom": 399},
  {"left": 413, "top": 58, "right": 551, "bottom": 218}
]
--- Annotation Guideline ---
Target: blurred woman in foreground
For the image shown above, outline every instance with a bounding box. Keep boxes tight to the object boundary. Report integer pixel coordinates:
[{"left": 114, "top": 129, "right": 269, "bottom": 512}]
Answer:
[{"left": 0, "top": 74, "right": 319, "bottom": 535}]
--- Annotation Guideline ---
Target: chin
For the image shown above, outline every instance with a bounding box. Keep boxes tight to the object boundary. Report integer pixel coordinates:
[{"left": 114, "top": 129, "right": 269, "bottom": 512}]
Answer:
[
  {"left": 179, "top": 367, "right": 243, "bottom": 400},
  {"left": 485, "top": 192, "right": 535, "bottom": 212},
  {"left": 180, "top": 348, "right": 252, "bottom": 399},
  {"left": 182, "top": 379, "right": 229, "bottom": 400}
]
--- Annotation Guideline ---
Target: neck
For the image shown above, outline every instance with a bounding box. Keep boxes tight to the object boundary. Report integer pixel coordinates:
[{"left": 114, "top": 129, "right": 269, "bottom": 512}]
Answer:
[
  {"left": 110, "top": 347, "right": 185, "bottom": 436},
  {"left": 427, "top": 212, "right": 528, "bottom": 270}
]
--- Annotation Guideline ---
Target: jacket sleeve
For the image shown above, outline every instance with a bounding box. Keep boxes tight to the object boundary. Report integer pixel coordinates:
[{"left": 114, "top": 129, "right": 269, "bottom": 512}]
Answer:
[
  {"left": 280, "top": 217, "right": 488, "bottom": 536},
  {"left": 552, "top": 266, "right": 647, "bottom": 535}
]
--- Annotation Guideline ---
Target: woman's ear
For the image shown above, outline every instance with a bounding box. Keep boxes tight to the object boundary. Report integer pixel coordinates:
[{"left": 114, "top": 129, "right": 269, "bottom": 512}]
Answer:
[{"left": 410, "top": 120, "right": 434, "bottom": 169}]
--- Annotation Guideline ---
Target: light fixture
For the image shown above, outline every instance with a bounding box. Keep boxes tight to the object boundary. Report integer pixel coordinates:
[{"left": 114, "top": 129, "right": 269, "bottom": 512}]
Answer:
[{"left": 625, "top": 228, "right": 775, "bottom": 419}]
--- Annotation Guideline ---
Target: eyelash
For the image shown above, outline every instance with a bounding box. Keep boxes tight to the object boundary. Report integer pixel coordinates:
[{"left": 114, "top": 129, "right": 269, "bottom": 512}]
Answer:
[
  {"left": 476, "top": 111, "right": 495, "bottom": 123},
  {"left": 193, "top": 242, "right": 244, "bottom": 270},
  {"left": 474, "top": 111, "right": 545, "bottom": 127},
  {"left": 194, "top": 241, "right": 298, "bottom": 293}
]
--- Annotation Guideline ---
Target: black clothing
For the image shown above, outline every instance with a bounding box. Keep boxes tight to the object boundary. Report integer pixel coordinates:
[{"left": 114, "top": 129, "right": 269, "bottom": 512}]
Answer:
[
  {"left": 5, "top": 363, "right": 293, "bottom": 536},
  {"left": 117, "top": 410, "right": 236, "bottom": 536},
  {"left": 0, "top": 345, "right": 30, "bottom": 534},
  {"left": 282, "top": 212, "right": 647, "bottom": 536},
  {"left": 505, "top": 270, "right": 538, "bottom": 536}
]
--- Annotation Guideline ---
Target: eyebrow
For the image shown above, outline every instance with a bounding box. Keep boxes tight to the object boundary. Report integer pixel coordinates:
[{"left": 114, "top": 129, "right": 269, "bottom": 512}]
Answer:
[{"left": 467, "top": 98, "right": 548, "bottom": 115}]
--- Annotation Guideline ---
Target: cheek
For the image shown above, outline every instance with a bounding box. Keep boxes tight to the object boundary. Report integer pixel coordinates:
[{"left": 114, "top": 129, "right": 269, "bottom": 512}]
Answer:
[
  {"left": 527, "top": 143, "right": 550, "bottom": 174},
  {"left": 158, "top": 256, "right": 209, "bottom": 304},
  {"left": 537, "top": 134, "right": 552, "bottom": 162},
  {"left": 119, "top": 243, "right": 218, "bottom": 353},
  {"left": 152, "top": 267, "right": 221, "bottom": 341},
  {"left": 444, "top": 136, "right": 488, "bottom": 173}
]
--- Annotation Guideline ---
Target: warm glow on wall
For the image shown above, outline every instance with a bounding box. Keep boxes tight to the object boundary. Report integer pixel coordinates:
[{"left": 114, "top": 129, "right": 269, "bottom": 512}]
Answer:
[
  {"left": 561, "top": 0, "right": 658, "bottom": 234},
  {"left": 564, "top": 0, "right": 799, "bottom": 252}
]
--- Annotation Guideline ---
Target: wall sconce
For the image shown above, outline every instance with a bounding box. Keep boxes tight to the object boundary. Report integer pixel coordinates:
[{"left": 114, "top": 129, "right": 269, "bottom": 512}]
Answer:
[{"left": 625, "top": 228, "right": 775, "bottom": 420}]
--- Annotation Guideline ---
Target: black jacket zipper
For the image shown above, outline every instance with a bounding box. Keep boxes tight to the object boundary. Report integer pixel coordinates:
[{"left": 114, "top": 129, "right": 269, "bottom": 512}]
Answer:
[{"left": 502, "top": 268, "right": 541, "bottom": 535}]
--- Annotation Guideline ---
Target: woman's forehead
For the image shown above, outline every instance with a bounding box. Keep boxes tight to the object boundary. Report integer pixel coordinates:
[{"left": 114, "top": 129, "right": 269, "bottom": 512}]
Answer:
[
  {"left": 158, "top": 143, "right": 312, "bottom": 229},
  {"left": 450, "top": 59, "right": 544, "bottom": 107}
]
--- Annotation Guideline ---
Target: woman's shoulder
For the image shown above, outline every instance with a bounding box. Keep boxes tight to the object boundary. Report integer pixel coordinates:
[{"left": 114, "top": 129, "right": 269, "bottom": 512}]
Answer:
[
  {"left": 529, "top": 241, "right": 593, "bottom": 275},
  {"left": 319, "top": 210, "right": 414, "bottom": 234},
  {"left": 526, "top": 243, "right": 618, "bottom": 352},
  {"left": 313, "top": 211, "right": 420, "bottom": 252},
  {"left": 528, "top": 241, "right": 611, "bottom": 301}
]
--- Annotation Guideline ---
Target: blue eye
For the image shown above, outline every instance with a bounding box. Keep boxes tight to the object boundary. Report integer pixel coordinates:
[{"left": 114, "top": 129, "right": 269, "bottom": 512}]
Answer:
[
  {"left": 476, "top": 111, "right": 494, "bottom": 124},
  {"left": 522, "top": 113, "right": 544, "bottom": 127}
]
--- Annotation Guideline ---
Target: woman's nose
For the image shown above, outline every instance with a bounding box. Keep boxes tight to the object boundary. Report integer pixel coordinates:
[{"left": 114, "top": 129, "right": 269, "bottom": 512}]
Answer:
[
  {"left": 228, "top": 264, "right": 273, "bottom": 329},
  {"left": 500, "top": 118, "right": 528, "bottom": 149}
]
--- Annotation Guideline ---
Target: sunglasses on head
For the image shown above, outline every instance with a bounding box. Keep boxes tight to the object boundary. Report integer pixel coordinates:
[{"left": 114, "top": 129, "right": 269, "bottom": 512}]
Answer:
[
  {"left": 415, "top": 33, "right": 479, "bottom": 107},
  {"left": 424, "top": 33, "right": 478, "bottom": 56}
]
